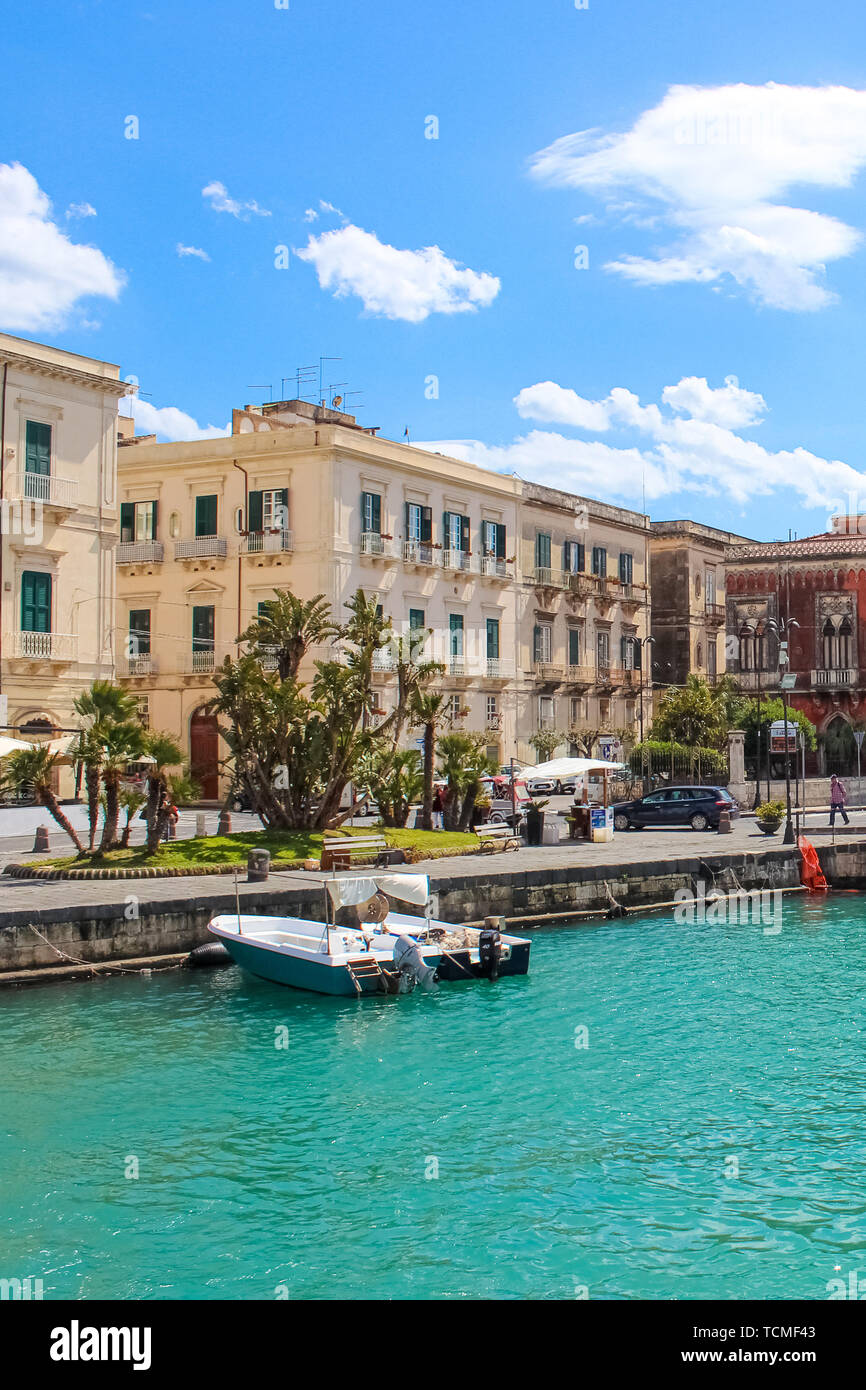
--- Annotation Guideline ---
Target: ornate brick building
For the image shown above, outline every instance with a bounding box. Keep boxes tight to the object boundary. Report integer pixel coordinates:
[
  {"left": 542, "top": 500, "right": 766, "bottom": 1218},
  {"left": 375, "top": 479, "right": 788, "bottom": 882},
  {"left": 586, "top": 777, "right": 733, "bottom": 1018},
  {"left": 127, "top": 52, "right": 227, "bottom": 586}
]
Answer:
[{"left": 725, "top": 520, "right": 866, "bottom": 775}]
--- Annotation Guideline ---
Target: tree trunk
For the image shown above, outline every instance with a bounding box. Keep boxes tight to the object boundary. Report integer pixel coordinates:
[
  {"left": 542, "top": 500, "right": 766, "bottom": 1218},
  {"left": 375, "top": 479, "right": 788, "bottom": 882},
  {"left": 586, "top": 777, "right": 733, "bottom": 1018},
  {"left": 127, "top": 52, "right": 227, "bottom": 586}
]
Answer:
[
  {"left": 420, "top": 725, "right": 434, "bottom": 830},
  {"left": 145, "top": 776, "right": 163, "bottom": 854},
  {"left": 120, "top": 814, "right": 134, "bottom": 849},
  {"left": 442, "top": 785, "right": 460, "bottom": 831},
  {"left": 99, "top": 775, "right": 120, "bottom": 853},
  {"left": 84, "top": 764, "right": 101, "bottom": 852},
  {"left": 39, "top": 789, "right": 84, "bottom": 853},
  {"left": 458, "top": 783, "right": 478, "bottom": 832}
]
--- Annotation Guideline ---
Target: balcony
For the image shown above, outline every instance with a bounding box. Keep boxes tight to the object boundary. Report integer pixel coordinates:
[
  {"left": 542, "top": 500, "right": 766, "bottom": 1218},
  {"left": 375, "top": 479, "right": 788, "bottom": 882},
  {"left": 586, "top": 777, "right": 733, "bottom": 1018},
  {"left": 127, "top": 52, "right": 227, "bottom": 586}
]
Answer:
[
  {"left": 597, "top": 664, "right": 628, "bottom": 687},
  {"left": 732, "top": 668, "right": 779, "bottom": 691},
  {"left": 480, "top": 555, "right": 512, "bottom": 581},
  {"left": 533, "top": 662, "right": 564, "bottom": 684},
  {"left": 811, "top": 668, "right": 856, "bottom": 688},
  {"left": 442, "top": 548, "right": 473, "bottom": 573},
  {"left": 566, "top": 664, "right": 595, "bottom": 687},
  {"left": 448, "top": 658, "right": 471, "bottom": 680},
  {"left": 175, "top": 535, "right": 227, "bottom": 560},
  {"left": 705, "top": 602, "right": 726, "bottom": 624},
  {"left": 568, "top": 573, "right": 594, "bottom": 599},
  {"left": 620, "top": 583, "right": 647, "bottom": 608},
  {"left": 6, "top": 471, "right": 78, "bottom": 510},
  {"left": 117, "top": 541, "right": 164, "bottom": 565},
  {"left": 372, "top": 650, "right": 396, "bottom": 679},
  {"left": 481, "top": 658, "right": 514, "bottom": 681},
  {"left": 121, "top": 653, "right": 156, "bottom": 677},
  {"left": 187, "top": 649, "right": 216, "bottom": 674},
  {"left": 534, "top": 567, "right": 566, "bottom": 590},
  {"left": 14, "top": 631, "right": 76, "bottom": 663},
  {"left": 402, "top": 540, "right": 438, "bottom": 568},
  {"left": 243, "top": 529, "right": 293, "bottom": 555},
  {"left": 359, "top": 531, "right": 395, "bottom": 558}
]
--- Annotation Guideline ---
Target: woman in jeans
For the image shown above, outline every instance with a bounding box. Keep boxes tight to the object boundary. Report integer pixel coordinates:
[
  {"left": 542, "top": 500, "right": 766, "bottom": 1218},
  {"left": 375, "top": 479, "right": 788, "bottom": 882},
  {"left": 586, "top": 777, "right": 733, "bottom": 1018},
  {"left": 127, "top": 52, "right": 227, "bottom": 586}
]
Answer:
[{"left": 830, "top": 774, "right": 850, "bottom": 826}]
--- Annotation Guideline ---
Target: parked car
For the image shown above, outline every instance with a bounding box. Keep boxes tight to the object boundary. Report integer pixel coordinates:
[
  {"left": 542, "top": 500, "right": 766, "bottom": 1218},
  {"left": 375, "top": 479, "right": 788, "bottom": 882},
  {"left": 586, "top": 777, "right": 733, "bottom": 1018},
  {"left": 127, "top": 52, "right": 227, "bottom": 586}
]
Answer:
[
  {"left": 229, "top": 784, "right": 254, "bottom": 813},
  {"left": 527, "top": 777, "right": 557, "bottom": 795},
  {"left": 613, "top": 785, "right": 739, "bottom": 832}
]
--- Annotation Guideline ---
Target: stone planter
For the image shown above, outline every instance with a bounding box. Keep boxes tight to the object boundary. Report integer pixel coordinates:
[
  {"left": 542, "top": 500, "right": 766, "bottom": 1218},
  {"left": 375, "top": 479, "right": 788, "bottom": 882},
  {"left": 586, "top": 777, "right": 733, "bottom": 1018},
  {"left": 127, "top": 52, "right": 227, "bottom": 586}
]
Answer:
[{"left": 757, "top": 819, "right": 781, "bottom": 835}]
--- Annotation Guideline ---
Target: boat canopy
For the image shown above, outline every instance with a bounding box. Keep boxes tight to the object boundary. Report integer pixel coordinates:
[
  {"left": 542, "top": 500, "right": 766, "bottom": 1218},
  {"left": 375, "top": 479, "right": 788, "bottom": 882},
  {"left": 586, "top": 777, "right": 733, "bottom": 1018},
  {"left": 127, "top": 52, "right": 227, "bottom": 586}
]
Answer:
[{"left": 326, "top": 874, "right": 429, "bottom": 910}]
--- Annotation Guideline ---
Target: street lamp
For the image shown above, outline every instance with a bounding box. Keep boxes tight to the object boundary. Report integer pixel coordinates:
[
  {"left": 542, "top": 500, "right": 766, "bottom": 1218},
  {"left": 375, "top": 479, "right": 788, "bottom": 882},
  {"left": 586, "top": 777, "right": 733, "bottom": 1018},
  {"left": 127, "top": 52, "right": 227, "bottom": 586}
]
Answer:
[
  {"left": 738, "top": 619, "right": 769, "bottom": 808},
  {"left": 766, "top": 617, "right": 800, "bottom": 844}
]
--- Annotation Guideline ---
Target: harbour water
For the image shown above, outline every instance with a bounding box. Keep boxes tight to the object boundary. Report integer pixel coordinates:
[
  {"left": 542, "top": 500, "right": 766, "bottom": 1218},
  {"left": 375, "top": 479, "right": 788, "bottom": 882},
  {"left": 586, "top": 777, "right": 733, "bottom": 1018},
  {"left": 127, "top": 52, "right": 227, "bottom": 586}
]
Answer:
[{"left": 2, "top": 893, "right": 865, "bottom": 1300}]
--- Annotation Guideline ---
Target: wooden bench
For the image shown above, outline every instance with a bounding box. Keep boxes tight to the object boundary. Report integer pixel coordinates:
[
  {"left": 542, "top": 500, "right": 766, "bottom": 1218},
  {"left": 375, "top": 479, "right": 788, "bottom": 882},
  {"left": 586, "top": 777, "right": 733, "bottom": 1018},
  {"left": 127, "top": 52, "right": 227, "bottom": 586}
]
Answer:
[
  {"left": 474, "top": 823, "right": 522, "bottom": 854},
  {"left": 321, "top": 835, "right": 400, "bottom": 872}
]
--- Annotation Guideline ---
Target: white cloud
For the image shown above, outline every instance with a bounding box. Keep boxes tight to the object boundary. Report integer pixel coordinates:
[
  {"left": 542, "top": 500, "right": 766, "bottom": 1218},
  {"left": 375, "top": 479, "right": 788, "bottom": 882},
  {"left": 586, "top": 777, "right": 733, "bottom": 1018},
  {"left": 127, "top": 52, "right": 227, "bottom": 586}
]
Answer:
[
  {"left": 418, "top": 373, "right": 866, "bottom": 513},
  {"left": 202, "top": 180, "right": 271, "bottom": 219},
  {"left": 0, "top": 163, "right": 123, "bottom": 332},
  {"left": 121, "top": 396, "right": 228, "bottom": 442},
  {"left": 176, "top": 243, "right": 211, "bottom": 262},
  {"left": 530, "top": 83, "right": 866, "bottom": 309},
  {"left": 295, "top": 223, "right": 500, "bottom": 322},
  {"left": 66, "top": 201, "right": 97, "bottom": 220}
]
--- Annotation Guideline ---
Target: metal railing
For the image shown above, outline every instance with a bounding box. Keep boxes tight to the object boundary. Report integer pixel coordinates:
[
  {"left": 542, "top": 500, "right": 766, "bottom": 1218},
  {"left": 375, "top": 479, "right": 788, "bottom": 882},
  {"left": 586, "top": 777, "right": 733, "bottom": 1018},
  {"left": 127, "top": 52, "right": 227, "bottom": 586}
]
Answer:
[
  {"left": 402, "top": 540, "right": 437, "bottom": 566},
  {"left": 812, "top": 667, "right": 856, "bottom": 687},
  {"left": 533, "top": 661, "right": 564, "bottom": 681},
  {"left": 480, "top": 555, "right": 511, "bottom": 579},
  {"left": 534, "top": 567, "right": 566, "bottom": 589},
  {"left": 566, "top": 664, "right": 595, "bottom": 685},
  {"left": 483, "top": 658, "right": 514, "bottom": 678},
  {"left": 442, "top": 549, "right": 472, "bottom": 572},
  {"left": 7, "top": 471, "right": 78, "bottom": 508},
  {"left": 359, "top": 531, "right": 392, "bottom": 556},
  {"left": 122, "top": 654, "right": 156, "bottom": 676},
  {"left": 15, "top": 631, "right": 77, "bottom": 661},
  {"left": 244, "top": 529, "right": 293, "bottom": 554},
  {"left": 117, "top": 541, "right": 164, "bottom": 564},
  {"left": 188, "top": 648, "right": 216, "bottom": 673},
  {"left": 705, "top": 602, "right": 725, "bottom": 622},
  {"left": 175, "top": 535, "right": 227, "bottom": 559}
]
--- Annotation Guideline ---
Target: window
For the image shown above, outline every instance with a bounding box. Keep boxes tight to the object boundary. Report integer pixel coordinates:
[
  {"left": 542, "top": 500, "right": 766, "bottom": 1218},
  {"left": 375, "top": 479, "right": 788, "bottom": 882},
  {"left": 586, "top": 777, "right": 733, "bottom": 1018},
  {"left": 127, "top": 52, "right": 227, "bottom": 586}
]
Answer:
[
  {"left": 486, "top": 695, "right": 498, "bottom": 724},
  {"left": 134, "top": 696, "right": 150, "bottom": 728},
  {"left": 568, "top": 627, "right": 581, "bottom": 667},
  {"left": 195, "top": 495, "right": 218, "bottom": 537},
  {"left": 563, "top": 540, "right": 585, "bottom": 573},
  {"left": 405, "top": 502, "right": 431, "bottom": 544},
  {"left": 570, "top": 696, "right": 586, "bottom": 725},
  {"left": 449, "top": 613, "right": 464, "bottom": 658},
  {"left": 21, "top": 571, "right": 51, "bottom": 632},
  {"left": 192, "top": 605, "right": 215, "bottom": 652},
  {"left": 695, "top": 642, "right": 703, "bottom": 668},
  {"left": 361, "top": 491, "right": 382, "bottom": 534},
  {"left": 538, "top": 695, "right": 555, "bottom": 729},
  {"left": 128, "top": 609, "right": 151, "bottom": 656},
  {"left": 592, "top": 546, "right": 607, "bottom": 578},
  {"left": 705, "top": 568, "right": 716, "bottom": 606},
  {"left": 120, "top": 501, "right": 158, "bottom": 543},
  {"left": 25, "top": 420, "right": 51, "bottom": 478},
  {"left": 619, "top": 552, "right": 633, "bottom": 584},
  {"left": 248, "top": 488, "right": 288, "bottom": 532},
  {"left": 409, "top": 607, "right": 425, "bottom": 630},
  {"left": 482, "top": 521, "right": 506, "bottom": 557},
  {"left": 535, "top": 533, "right": 552, "bottom": 570},
  {"left": 486, "top": 618, "right": 500, "bottom": 660},
  {"left": 621, "top": 634, "right": 636, "bottom": 669},
  {"left": 447, "top": 694, "right": 463, "bottom": 723},
  {"left": 443, "top": 511, "right": 469, "bottom": 553},
  {"left": 708, "top": 638, "right": 717, "bottom": 677},
  {"left": 596, "top": 630, "right": 610, "bottom": 667},
  {"left": 533, "top": 623, "right": 552, "bottom": 663}
]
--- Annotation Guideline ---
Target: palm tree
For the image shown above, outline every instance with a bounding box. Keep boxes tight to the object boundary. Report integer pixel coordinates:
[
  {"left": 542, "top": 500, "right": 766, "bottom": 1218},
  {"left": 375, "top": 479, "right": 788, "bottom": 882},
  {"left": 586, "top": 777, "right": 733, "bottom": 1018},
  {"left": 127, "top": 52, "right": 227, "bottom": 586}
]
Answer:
[
  {"left": 4, "top": 746, "right": 84, "bottom": 852},
  {"left": 143, "top": 732, "right": 183, "bottom": 854},
  {"left": 98, "top": 720, "right": 146, "bottom": 852},
  {"left": 73, "top": 681, "right": 140, "bottom": 851},
  {"left": 409, "top": 689, "right": 448, "bottom": 829},
  {"left": 118, "top": 786, "right": 146, "bottom": 849},
  {"left": 243, "top": 590, "right": 337, "bottom": 681}
]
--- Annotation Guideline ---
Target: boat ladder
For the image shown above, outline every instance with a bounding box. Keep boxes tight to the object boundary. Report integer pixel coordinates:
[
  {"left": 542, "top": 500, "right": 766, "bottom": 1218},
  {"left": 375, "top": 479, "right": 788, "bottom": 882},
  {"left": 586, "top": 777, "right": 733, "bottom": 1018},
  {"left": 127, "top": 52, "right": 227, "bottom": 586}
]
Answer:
[{"left": 346, "top": 955, "right": 387, "bottom": 995}]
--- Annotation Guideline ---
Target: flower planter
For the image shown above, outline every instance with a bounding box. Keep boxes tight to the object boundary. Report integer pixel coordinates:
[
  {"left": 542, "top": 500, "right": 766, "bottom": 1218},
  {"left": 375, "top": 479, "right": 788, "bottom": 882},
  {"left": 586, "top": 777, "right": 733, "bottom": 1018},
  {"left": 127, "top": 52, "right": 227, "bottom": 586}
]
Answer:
[
  {"left": 525, "top": 809, "right": 545, "bottom": 846},
  {"left": 757, "top": 819, "right": 781, "bottom": 835}
]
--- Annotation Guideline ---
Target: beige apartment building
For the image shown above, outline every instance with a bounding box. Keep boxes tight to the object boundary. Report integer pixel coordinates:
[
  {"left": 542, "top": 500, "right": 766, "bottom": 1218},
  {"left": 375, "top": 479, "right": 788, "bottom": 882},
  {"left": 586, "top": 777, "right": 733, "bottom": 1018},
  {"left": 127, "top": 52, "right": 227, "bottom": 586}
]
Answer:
[
  {"left": 116, "top": 398, "right": 651, "bottom": 796},
  {"left": 649, "top": 519, "right": 753, "bottom": 697},
  {"left": 0, "top": 333, "right": 126, "bottom": 792}
]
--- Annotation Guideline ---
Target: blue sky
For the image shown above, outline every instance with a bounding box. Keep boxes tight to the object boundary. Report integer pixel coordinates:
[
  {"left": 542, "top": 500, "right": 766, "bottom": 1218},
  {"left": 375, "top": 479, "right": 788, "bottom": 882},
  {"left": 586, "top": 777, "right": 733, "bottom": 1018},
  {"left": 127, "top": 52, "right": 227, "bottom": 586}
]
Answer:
[{"left": 3, "top": 0, "right": 866, "bottom": 539}]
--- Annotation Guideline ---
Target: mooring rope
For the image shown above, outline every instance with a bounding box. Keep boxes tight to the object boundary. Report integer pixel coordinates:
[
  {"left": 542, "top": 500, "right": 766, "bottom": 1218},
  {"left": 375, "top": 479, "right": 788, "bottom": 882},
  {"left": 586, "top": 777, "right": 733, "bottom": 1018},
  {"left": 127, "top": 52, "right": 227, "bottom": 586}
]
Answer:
[{"left": 24, "top": 923, "right": 182, "bottom": 976}]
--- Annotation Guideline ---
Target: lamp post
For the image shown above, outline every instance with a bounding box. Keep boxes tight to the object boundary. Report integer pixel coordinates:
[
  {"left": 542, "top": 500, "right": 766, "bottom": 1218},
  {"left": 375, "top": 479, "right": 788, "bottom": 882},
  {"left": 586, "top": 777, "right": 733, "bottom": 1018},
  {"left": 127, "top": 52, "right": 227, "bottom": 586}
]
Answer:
[
  {"left": 739, "top": 619, "right": 768, "bottom": 808},
  {"left": 767, "top": 617, "right": 800, "bottom": 845},
  {"left": 638, "top": 636, "right": 655, "bottom": 789}
]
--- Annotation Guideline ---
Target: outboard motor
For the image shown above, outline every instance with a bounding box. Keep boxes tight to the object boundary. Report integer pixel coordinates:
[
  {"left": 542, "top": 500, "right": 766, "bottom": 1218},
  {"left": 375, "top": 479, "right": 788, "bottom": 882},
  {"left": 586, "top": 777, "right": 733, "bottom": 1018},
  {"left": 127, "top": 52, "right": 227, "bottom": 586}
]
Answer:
[
  {"left": 392, "top": 935, "right": 437, "bottom": 993},
  {"left": 478, "top": 920, "right": 502, "bottom": 981}
]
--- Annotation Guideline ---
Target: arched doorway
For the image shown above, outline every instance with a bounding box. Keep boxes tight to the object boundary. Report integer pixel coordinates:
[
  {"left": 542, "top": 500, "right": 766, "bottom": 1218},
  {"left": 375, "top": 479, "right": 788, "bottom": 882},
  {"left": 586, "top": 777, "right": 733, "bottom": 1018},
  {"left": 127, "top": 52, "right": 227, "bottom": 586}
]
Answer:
[
  {"left": 822, "top": 715, "right": 857, "bottom": 777},
  {"left": 189, "top": 707, "right": 220, "bottom": 801}
]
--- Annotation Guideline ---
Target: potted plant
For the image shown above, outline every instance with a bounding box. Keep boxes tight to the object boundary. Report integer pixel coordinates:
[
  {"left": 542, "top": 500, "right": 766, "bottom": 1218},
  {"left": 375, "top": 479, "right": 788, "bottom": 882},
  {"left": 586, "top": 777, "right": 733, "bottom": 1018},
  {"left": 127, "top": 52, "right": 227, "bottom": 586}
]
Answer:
[
  {"left": 755, "top": 798, "right": 785, "bottom": 835},
  {"left": 525, "top": 798, "right": 549, "bottom": 845}
]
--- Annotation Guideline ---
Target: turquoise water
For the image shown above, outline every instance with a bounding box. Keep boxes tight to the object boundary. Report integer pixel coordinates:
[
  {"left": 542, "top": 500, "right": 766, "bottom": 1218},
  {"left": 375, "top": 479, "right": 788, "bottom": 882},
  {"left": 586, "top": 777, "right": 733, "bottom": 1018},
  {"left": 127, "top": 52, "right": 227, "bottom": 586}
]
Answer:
[{"left": 2, "top": 894, "right": 866, "bottom": 1300}]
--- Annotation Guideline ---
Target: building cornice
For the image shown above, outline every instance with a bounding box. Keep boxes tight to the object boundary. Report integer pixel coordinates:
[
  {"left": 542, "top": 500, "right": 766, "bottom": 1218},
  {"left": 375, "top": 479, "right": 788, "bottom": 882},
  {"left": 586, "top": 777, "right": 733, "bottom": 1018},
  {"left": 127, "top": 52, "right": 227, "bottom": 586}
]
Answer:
[{"left": 0, "top": 346, "right": 128, "bottom": 397}]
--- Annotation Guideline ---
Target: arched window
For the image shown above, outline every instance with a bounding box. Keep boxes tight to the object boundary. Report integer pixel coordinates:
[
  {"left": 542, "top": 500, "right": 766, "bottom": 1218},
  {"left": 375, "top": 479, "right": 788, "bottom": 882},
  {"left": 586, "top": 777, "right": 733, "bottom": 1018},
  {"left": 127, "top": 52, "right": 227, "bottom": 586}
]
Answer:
[
  {"left": 839, "top": 617, "right": 853, "bottom": 669},
  {"left": 739, "top": 625, "right": 754, "bottom": 671},
  {"left": 822, "top": 618, "right": 836, "bottom": 670}
]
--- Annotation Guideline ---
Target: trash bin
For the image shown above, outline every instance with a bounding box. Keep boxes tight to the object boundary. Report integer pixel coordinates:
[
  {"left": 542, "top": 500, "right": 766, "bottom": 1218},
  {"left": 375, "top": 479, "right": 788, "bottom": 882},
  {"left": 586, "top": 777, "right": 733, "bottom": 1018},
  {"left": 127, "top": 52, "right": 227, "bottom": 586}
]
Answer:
[
  {"left": 247, "top": 849, "right": 270, "bottom": 882},
  {"left": 541, "top": 820, "right": 561, "bottom": 845}
]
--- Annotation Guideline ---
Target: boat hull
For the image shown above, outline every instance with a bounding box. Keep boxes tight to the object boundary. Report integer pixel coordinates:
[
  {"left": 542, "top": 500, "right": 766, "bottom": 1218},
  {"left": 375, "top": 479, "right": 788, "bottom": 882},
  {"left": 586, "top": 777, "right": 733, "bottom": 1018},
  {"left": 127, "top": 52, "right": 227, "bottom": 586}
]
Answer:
[
  {"left": 219, "top": 936, "right": 385, "bottom": 995},
  {"left": 436, "top": 940, "right": 531, "bottom": 981}
]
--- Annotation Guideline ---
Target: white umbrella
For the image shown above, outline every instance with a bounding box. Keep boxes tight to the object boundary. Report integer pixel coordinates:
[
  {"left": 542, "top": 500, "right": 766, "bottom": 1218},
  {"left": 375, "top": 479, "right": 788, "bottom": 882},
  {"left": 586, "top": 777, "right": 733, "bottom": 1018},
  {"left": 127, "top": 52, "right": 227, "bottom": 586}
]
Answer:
[
  {"left": 518, "top": 757, "right": 626, "bottom": 780},
  {"left": 0, "top": 734, "right": 38, "bottom": 758}
]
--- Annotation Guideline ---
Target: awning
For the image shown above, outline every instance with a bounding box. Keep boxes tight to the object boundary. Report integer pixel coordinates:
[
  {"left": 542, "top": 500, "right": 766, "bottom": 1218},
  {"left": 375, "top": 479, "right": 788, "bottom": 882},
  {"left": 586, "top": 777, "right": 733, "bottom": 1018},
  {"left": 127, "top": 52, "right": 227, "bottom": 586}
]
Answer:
[
  {"left": 326, "top": 874, "right": 429, "bottom": 909},
  {"left": 519, "top": 757, "right": 626, "bottom": 780},
  {"left": 0, "top": 735, "right": 37, "bottom": 758}
]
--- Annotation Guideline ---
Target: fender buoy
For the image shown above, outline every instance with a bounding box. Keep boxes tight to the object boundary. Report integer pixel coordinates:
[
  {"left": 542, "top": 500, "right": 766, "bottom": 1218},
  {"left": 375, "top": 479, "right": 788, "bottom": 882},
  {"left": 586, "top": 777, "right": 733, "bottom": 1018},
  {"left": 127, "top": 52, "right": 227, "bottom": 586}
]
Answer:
[
  {"left": 185, "top": 941, "right": 233, "bottom": 968},
  {"left": 797, "top": 836, "right": 828, "bottom": 892}
]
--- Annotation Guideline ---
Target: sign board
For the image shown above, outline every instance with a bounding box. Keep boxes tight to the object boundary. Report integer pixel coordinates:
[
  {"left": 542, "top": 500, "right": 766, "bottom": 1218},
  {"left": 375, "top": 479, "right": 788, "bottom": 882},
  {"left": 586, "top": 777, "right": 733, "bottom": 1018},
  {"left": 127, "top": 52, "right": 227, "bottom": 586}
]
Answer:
[
  {"left": 769, "top": 718, "right": 797, "bottom": 754},
  {"left": 598, "top": 737, "right": 621, "bottom": 761},
  {"left": 855, "top": 731, "right": 866, "bottom": 750},
  {"left": 780, "top": 673, "right": 797, "bottom": 690},
  {"left": 590, "top": 806, "right": 614, "bottom": 830}
]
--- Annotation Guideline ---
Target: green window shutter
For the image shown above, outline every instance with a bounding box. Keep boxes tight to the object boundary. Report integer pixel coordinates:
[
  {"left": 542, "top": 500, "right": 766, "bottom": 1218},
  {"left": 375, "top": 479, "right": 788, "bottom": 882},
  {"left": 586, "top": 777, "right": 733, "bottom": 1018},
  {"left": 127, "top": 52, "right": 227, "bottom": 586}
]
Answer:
[
  {"left": 278, "top": 488, "right": 289, "bottom": 524},
  {"left": 562, "top": 541, "right": 571, "bottom": 572},
  {"left": 619, "top": 552, "right": 632, "bottom": 583},
  {"left": 577, "top": 542, "right": 585, "bottom": 572},
  {"left": 362, "top": 491, "right": 381, "bottom": 534},
  {"left": 568, "top": 628, "right": 581, "bottom": 666},
  {"left": 247, "top": 490, "right": 263, "bottom": 532},
  {"left": 592, "top": 546, "right": 607, "bottom": 577},
  {"left": 129, "top": 609, "right": 151, "bottom": 655},
  {"left": 21, "top": 571, "right": 51, "bottom": 632},
  {"left": 409, "top": 608, "right": 425, "bottom": 629},
  {"left": 495, "top": 523, "right": 506, "bottom": 558},
  {"left": 536, "top": 533, "right": 551, "bottom": 569},
  {"left": 25, "top": 421, "right": 51, "bottom": 475},
  {"left": 120, "top": 502, "right": 135, "bottom": 543},
  {"left": 192, "top": 605, "right": 215, "bottom": 650},
  {"left": 421, "top": 506, "right": 432, "bottom": 543},
  {"left": 449, "top": 613, "right": 464, "bottom": 655},
  {"left": 621, "top": 635, "right": 629, "bottom": 666},
  {"left": 533, "top": 624, "right": 543, "bottom": 662},
  {"left": 460, "top": 516, "right": 471, "bottom": 553},
  {"left": 195, "top": 494, "right": 218, "bottom": 536},
  {"left": 633, "top": 639, "right": 641, "bottom": 669},
  {"left": 442, "top": 511, "right": 451, "bottom": 543},
  {"left": 486, "top": 618, "right": 500, "bottom": 659},
  {"left": 404, "top": 501, "right": 411, "bottom": 538},
  {"left": 150, "top": 500, "right": 158, "bottom": 539}
]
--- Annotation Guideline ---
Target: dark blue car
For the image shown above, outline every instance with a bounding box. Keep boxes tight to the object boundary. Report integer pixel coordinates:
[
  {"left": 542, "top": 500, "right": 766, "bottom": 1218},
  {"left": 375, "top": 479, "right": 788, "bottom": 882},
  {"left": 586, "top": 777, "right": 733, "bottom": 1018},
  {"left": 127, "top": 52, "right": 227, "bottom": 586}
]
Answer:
[{"left": 613, "top": 785, "right": 739, "bottom": 832}]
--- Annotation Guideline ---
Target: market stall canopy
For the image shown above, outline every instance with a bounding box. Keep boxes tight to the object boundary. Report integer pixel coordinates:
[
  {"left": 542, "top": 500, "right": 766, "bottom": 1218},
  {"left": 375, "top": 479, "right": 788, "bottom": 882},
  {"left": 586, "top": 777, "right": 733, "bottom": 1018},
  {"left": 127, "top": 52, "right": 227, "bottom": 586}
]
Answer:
[
  {"left": 518, "top": 757, "right": 626, "bottom": 780},
  {"left": 0, "top": 735, "right": 38, "bottom": 758}
]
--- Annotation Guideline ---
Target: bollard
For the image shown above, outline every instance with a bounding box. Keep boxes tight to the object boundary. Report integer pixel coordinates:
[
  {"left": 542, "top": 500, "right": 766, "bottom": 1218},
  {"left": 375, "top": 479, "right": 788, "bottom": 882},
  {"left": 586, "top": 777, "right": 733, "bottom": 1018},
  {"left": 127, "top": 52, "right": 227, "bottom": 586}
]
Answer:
[
  {"left": 195, "top": 813, "right": 207, "bottom": 838},
  {"left": 247, "top": 848, "right": 270, "bottom": 883},
  {"left": 217, "top": 810, "right": 232, "bottom": 837},
  {"left": 33, "top": 825, "right": 50, "bottom": 853},
  {"left": 718, "top": 809, "right": 732, "bottom": 834}
]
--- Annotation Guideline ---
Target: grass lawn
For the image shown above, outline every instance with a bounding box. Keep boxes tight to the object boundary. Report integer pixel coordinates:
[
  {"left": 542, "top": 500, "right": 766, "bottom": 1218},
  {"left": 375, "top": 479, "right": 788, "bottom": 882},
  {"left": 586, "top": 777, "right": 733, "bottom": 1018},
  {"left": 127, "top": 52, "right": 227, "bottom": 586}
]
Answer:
[{"left": 41, "top": 824, "right": 478, "bottom": 871}]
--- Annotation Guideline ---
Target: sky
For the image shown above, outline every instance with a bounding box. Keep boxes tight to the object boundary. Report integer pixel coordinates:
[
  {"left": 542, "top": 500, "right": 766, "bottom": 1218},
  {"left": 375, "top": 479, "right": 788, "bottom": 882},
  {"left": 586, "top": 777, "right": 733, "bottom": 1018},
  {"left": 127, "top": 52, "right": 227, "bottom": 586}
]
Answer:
[{"left": 3, "top": 0, "right": 866, "bottom": 540}]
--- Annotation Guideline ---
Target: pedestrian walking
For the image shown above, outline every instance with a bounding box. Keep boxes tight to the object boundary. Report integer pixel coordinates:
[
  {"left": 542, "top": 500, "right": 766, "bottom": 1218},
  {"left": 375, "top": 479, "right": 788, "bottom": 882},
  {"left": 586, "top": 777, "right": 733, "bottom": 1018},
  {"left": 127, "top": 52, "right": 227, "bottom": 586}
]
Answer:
[
  {"left": 829, "top": 774, "right": 850, "bottom": 827},
  {"left": 431, "top": 786, "right": 444, "bottom": 831}
]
